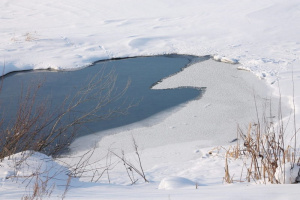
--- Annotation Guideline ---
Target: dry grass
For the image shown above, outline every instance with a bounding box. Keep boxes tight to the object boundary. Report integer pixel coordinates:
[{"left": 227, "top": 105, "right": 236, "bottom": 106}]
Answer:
[
  {"left": 223, "top": 150, "right": 233, "bottom": 184},
  {"left": 24, "top": 32, "right": 38, "bottom": 42},
  {"left": 224, "top": 95, "right": 300, "bottom": 184}
]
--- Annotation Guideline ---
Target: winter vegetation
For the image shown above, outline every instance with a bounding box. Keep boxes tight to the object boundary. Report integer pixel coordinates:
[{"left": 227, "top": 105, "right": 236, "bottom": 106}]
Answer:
[{"left": 1, "top": 0, "right": 300, "bottom": 199}]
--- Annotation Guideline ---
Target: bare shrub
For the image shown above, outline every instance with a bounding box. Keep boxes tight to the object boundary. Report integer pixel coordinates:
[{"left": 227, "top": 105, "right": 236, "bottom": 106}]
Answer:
[
  {"left": 58, "top": 137, "right": 148, "bottom": 185},
  {"left": 21, "top": 168, "right": 55, "bottom": 200},
  {"left": 0, "top": 68, "right": 132, "bottom": 159},
  {"left": 110, "top": 137, "right": 149, "bottom": 184}
]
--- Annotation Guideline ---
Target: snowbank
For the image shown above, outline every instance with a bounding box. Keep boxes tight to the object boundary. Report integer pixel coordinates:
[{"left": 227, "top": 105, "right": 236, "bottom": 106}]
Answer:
[
  {"left": 0, "top": 151, "right": 80, "bottom": 199},
  {"left": 158, "top": 177, "right": 197, "bottom": 190}
]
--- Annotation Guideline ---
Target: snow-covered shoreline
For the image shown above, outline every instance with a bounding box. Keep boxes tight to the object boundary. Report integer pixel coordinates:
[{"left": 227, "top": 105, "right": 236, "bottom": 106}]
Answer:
[{"left": 1, "top": 0, "right": 299, "bottom": 78}]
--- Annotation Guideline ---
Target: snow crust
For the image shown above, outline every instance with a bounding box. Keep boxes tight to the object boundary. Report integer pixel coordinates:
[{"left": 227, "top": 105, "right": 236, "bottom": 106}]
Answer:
[{"left": 1, "top": 0, "right": 300, "bottom": 199}]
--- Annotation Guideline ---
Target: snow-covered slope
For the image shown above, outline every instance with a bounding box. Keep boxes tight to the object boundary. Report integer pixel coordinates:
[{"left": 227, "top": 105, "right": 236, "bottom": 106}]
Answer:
[{"left": 1, "top": 0, "right": 299, "bottom": 78}]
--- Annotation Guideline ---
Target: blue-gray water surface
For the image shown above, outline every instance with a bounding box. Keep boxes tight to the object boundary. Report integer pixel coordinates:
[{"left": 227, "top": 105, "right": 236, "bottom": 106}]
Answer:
[{"left": 0, "top": 55, "right": 207, "bottom": 139}]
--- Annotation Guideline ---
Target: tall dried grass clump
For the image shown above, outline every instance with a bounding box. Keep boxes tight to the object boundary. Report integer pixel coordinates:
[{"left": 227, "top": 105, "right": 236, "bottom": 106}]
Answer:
[{"left": 224, "top": 95, "right": 300, "bottom": 184}]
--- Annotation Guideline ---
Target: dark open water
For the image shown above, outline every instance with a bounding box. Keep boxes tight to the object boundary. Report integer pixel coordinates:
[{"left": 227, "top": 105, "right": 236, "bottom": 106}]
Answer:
[{"left": 0, "top": 55, "right": 208, "bottom": 139}]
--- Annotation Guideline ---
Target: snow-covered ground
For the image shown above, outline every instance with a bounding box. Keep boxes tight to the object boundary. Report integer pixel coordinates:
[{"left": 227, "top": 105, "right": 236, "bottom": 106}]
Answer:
[{"left": 1, "top": 0, "right": 300, "bottom": 199}]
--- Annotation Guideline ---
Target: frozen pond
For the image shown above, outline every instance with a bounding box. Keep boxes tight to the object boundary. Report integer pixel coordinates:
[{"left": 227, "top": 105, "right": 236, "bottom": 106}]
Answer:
[{"left": 0, "top": 55, "right": 207, "bottom": 139}]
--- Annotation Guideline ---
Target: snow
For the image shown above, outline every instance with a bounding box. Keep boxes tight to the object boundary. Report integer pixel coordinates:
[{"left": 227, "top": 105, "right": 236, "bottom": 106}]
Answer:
[
  {"left": 0, "top": 151, "right": 81, "bottom": 199},
  {"left": 1, "top": 0, "right": 300, "bottom": 79},
  {"left": 276, "top": 164, "right": 300, "bottom": 184},
  {"left": 158, "top": 176, "right": 196, "bottom": 190},
  {"left": 212, "top": 55, "right": 239, "bottom": 64},
  {"left": 1, "top": 0, "right": 300, "bottom": 199}
]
